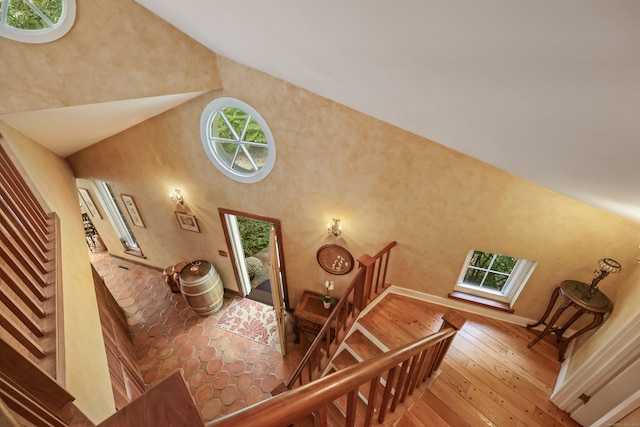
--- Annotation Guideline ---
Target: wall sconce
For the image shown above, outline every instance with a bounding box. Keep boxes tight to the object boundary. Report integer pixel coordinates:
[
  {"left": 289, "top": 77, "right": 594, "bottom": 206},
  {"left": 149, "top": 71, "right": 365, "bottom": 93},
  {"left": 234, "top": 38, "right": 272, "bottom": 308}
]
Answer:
[
  {"left": 327, "top": 218, "right": 342, "bottom": 237},
  {"left": 169, "top": 189, "right": 184, "bottom": 207},
  {"left": 587, "top": 258, "right": 622, "bottom": 298}
]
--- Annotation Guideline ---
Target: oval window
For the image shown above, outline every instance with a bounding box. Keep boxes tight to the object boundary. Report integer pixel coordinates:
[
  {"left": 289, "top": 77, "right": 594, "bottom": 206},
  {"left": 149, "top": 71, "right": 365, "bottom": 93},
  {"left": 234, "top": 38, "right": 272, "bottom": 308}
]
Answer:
[
  {"left": 0, "top": 0, "right": 76, "bottom": 44},
  {"left": 200, "top": 97, "right": 276, "bottom": 183}
]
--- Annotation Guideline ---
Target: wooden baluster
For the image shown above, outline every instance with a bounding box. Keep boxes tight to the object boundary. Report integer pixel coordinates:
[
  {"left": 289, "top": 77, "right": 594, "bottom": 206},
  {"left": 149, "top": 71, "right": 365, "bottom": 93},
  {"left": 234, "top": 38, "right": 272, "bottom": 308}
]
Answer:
[
  {"left": 364, "top": 376, "right": 380, "bottom": 427},
  {"left": 315, "top": 405, "right": 327, "bottom": 427},
  {"left": 378, "top": 366, "right": 397, "bottom": 423},
  {"left": 390, "top": 359, "right": 410, "bottom": 413},
  {"left": 0, "top": 149, "right": 49, "bottom": 227},
  {"left": 345, "top": 389, "right": 358, "bottom": 427},
  {"left": 0, "top": 231, "right": 49, "bottom": 289},
  {"left": 419, "top": 346, "right": 436, "bottom": 384},
  {"left": 0, "top": 198, "right": 50, "bottom": 265},
  {"left": 407, "top": 348, "right": 428, "bottom": 396},
  {"left": 399, "top": 355, "right": 419, "bottom": 404}
]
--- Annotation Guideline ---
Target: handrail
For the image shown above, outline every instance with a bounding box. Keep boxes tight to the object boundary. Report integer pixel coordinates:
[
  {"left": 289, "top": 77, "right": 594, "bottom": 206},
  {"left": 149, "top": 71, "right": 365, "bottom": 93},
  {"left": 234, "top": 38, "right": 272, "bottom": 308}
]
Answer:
[
  {"left": 206, "top": 309, "right": 465, "bottom": 427},
  {"left": 287, "top": 268, "right": 364, "bottom": 388},
  {"left": 287, "top": 242, "right": 397, "bottom": 388}
]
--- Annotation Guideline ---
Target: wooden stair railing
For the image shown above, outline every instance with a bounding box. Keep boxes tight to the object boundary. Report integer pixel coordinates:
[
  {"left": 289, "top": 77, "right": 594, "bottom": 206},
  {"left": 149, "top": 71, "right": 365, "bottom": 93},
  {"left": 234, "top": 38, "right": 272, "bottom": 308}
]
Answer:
[
  {"left": 287, "top": 242, "right": 397, "bottom": 388},
  {"left": 0, "top": 143, "right": 72, "bottom": 426},
  {"left": 206, "top": 309, "right": 466, "bottom": 427}
]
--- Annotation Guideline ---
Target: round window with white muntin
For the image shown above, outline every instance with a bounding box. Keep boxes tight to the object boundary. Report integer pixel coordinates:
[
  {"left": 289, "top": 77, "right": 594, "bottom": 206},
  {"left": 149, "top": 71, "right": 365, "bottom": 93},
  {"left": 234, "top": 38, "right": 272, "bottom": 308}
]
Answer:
[
  {"left": 200, "top": 97, "right": 276, "bottom": 183},
  {"left": 0, "top": 0, "right": 76, "bottom": 44}
]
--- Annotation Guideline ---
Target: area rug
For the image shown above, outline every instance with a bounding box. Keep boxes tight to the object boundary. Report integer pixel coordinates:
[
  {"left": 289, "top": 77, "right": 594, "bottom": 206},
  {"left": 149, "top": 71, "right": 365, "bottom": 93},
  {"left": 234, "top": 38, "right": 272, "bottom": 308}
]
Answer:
[{"left": 214, "top": 298, "right": 277, "bottom": 346}]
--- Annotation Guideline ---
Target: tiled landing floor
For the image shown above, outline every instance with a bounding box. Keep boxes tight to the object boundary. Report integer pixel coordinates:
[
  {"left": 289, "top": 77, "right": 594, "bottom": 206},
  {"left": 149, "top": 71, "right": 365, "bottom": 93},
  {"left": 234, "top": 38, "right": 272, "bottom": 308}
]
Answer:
[{"left": 90, "top": 252, "right": 305, "bottom": 422}]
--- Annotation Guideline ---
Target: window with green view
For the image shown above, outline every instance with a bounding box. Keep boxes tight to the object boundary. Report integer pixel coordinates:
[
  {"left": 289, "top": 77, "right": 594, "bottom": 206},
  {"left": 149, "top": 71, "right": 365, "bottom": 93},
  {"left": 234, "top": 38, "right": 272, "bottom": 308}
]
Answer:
[
  {"left": 0, "top": 0, "right": 75, "bottom": 43},
  {"left": 455, "top": 249, "right": 537, "bottom": 305},
  {"left": 201, "top": 97, "right": 276, "bottom": 183}
]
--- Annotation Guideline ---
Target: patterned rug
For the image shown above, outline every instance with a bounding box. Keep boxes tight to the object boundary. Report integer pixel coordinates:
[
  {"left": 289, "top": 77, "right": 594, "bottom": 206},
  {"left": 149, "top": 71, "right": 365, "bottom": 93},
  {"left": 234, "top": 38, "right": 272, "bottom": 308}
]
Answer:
[{"left": 215, "top": 298, "right": 277, "bottom": 346}]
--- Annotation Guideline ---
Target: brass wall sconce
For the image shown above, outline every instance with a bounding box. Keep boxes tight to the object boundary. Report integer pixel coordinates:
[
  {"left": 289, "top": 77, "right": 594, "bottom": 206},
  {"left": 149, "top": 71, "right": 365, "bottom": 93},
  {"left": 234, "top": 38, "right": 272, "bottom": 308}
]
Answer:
[
  {"left": 169, "top": 189, "right": 184, "bottom": 207},
  {"left": 587, "top": 258, "right": 622, "bottom": 298},
  {"left": 327, "top": 218, "right": 342, "bottom": 237}
]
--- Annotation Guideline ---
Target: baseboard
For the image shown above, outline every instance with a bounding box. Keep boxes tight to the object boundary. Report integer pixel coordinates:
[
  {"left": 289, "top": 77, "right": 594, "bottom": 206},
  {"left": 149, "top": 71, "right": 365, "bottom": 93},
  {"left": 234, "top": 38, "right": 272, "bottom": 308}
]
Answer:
[{"left": 387, "top": 286, "right": 538, "bottom": 327}]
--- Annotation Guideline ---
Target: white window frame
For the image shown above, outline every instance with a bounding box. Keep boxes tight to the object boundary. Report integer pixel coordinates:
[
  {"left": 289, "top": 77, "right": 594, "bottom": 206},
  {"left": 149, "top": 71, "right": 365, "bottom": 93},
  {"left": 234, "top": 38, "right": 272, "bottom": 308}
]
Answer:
[
  {"left": 0, "top": 0, "right": 76, "bottom": 44},
  {"left": 454, "top": 249, "right": 536, "bottom": 306},
  {"left": 200, "top": 97, "right": 276, "bottom": 183},
  {"left": 94, "top": 180, "right": 143, "bottom": 257}
]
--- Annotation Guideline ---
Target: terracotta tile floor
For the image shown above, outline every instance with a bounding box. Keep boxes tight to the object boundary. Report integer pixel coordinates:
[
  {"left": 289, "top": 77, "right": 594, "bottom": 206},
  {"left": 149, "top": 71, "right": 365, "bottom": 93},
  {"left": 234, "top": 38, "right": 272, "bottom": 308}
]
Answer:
[{"left": 90, "top": 252, "right": 305, "bottom": 422}]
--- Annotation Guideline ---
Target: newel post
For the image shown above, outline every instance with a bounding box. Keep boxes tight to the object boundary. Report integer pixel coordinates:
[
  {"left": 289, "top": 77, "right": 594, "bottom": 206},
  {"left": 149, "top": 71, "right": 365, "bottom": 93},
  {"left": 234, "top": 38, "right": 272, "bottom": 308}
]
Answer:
[
  {"left": 433, "top": 309, "right": 466, "bottom": 372},
  {"left": 355, "top": 254, "right": 376, "bottom": 310}
]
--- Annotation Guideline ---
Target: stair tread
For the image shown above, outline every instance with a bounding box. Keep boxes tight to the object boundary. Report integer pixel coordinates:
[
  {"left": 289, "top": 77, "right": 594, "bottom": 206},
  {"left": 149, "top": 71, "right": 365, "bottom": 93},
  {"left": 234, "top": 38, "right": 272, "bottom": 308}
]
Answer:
[
  {"left": 359, "top": 294, "right": 441, "bottom": 349},
  {"left": 333, "top": 350, "right": 359, "bottom": 370},
  {"left": 346, "top": 329, "right": 383, "bottom": 359},
  {"left": 323, "top": 292, "right": 454, "bottom": 426}
]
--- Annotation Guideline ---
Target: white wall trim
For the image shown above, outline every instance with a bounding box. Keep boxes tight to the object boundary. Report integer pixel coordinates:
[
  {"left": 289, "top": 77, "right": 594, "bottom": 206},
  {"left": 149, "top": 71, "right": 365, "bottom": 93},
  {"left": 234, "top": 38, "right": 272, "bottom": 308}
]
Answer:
[
  {"left": 551, "top": 312, "right": 640, "bottom": 412},
  {"left": 387, "top": 286, "right": 539, "bottom": 327}
]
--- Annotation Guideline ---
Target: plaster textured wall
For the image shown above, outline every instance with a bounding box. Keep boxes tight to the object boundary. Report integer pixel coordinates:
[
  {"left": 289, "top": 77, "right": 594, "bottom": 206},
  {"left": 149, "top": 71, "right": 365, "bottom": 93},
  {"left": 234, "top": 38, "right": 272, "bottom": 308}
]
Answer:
[
  {"left": 0, "top": 124, "right": 115, "bottom": 423},
  {"left": 68, "top": 56, "right": 640, "bottom": 323},
  {"left": 0, "top": 0, "right": 221, "bottom": 114}
]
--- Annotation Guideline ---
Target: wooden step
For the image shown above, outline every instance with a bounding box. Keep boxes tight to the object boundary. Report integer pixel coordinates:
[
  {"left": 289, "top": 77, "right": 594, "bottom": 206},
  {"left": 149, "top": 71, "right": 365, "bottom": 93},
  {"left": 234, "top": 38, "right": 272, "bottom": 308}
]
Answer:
[
  {"left": 358, "top": 293, "right": 441, "bottom": 349},
  {"left": 333, "top": 348, "right": 359, "bottom": 371},
  {"left": 345, "top": 329, "right": 384, "bottom": 359}
]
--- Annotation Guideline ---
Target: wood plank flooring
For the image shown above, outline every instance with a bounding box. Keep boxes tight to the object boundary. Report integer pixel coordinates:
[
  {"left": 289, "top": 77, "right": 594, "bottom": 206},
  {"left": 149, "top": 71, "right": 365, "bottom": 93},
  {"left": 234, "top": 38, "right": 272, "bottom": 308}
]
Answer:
[{"left": 390, "top": 294, "right": 580, "bottom": 426}]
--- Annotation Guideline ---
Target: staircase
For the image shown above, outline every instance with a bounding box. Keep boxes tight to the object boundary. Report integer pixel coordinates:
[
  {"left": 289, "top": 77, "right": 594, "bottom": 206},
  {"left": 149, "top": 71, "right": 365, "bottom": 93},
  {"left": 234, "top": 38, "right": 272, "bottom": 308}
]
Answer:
[
  {"left": 97, "top": 242, "right": 465, "bottom": 427},
  {"left": 322, "top": 292, "right": 452, "bottom": 425}
]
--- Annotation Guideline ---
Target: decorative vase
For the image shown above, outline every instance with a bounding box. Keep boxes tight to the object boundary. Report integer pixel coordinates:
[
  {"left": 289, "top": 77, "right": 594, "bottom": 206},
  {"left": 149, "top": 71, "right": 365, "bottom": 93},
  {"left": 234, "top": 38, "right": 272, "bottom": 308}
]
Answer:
[{"left": 323, "top": 300, "right": 331, "bottom": 309}]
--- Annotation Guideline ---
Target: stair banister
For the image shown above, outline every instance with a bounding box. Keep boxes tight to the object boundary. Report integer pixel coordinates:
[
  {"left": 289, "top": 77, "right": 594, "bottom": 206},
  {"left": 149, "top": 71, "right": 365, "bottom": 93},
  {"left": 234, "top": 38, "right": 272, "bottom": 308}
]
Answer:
[
  {"left": 205, "top": 309, "right": 465, "bottom": 427},
  {"left": 287, "top": 241, "right": 398, "bottom": 388},
  {"left": 287, "top": 267, "right": 365, "bottom": 387}
]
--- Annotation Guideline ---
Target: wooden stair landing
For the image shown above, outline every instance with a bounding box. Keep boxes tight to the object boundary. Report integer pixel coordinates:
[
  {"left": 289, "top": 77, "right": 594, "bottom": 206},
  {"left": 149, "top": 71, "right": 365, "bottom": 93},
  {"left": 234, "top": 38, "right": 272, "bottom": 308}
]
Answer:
[
  {"left": 319, "top": 290, "right": 578, "bottom": 427},
  {"left": 357, "top": 293, "right": 443, "bottom": 350},
  {"left": 392, "top": 307, "right": 580, "bottom": 427}
]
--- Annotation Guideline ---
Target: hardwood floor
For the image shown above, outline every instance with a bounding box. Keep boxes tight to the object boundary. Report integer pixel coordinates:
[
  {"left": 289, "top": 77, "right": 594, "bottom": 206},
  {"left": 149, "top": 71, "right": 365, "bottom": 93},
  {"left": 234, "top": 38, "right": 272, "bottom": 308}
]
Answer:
[{"left": 397, "top": 298, "right": 580, "bottom": 426}]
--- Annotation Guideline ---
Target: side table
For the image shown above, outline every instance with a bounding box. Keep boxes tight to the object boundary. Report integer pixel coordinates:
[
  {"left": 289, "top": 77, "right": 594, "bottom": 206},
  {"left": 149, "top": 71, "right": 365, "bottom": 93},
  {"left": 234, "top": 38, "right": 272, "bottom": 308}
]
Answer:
[
  {"left": 293, "top": 291, "right": 334, "bottom": 343},
  {"left": 527, "top": 280, "right": 613, "bottom": 361}
]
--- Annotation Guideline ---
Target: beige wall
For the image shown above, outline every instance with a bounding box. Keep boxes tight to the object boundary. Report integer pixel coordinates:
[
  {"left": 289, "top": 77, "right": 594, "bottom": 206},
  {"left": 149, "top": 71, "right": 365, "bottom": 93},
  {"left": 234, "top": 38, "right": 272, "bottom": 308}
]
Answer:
[
  {"left": 0, "top": 124, "right": 115, "bottom": 423},
  {"left": 68, "top": 56, "right": 640, "bottom": 323},
  {"left": 0, "top": 0, "right": 221, "bottom": 114}
]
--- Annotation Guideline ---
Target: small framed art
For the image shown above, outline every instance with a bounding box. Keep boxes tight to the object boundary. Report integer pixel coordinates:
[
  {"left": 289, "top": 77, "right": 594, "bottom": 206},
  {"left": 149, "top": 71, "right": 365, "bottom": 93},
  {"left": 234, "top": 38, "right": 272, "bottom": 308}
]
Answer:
[
  {"left": 120, "top": 194, "right": 145, "bottom": 228},
  {"left": 78, "top": 188, "right": 101, "bottom": 219},
  {"left": 176, "top": 212, "right": 200, "bottom": 233}
]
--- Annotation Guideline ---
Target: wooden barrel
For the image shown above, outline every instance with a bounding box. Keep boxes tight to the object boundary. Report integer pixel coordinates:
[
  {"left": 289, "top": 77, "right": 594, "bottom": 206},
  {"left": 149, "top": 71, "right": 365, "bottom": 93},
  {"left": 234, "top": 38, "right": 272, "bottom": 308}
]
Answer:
[{"left": 179, "top": 260, "right": 223, "bottom": 316}]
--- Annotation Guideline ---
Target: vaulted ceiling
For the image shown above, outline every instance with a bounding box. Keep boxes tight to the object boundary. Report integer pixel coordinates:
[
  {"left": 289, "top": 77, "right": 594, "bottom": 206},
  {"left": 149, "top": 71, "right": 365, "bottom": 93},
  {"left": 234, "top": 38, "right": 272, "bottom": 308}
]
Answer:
[{"left": 3, "top": 1, "right": 639, "bottom": 222}]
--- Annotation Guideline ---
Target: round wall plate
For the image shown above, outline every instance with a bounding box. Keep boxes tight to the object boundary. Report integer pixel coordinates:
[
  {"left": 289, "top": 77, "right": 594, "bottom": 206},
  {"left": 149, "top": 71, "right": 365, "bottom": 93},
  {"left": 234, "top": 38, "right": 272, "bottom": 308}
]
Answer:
[{"left": 317, "top": 244, "right": 354, "bottom": 275}]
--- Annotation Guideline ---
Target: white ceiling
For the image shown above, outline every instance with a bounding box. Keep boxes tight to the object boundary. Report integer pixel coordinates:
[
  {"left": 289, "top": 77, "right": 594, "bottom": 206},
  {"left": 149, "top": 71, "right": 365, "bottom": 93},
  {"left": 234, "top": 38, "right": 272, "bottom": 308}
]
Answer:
[
  {"left": 4, "top": 1, "right": 639, "bottom": 223},
  {"left": 133, "top": 0, "right": 640, "bottom": 222}
]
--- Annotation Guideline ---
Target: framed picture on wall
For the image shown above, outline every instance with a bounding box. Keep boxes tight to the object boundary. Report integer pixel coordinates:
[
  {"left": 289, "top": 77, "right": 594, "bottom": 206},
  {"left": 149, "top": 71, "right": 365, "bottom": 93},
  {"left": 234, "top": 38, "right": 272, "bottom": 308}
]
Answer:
[
  {"left": 78, "top": 188, "right": 101, "bottom": 219},
  {"left": 120, "top": 194, "right": 145, "bottom": 228},
  {"left": 175, "top": 212, "right": 200, "bottom": 233}
]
